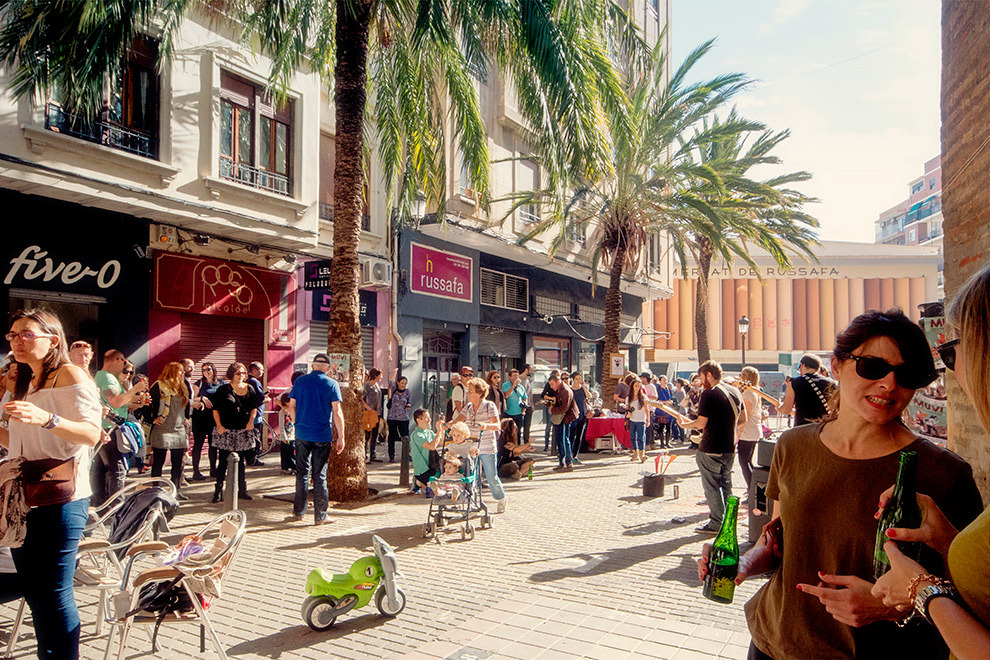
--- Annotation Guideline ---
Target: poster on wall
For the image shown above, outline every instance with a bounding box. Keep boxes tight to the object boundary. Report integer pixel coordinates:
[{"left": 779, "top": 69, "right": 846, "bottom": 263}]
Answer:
[
  {"left": 327, "top": 353, "right": 351, "bottom": 383},
  {"left": 906, "top": 310, "right": 948, "bottom": 446},
  {"left": 609, "top": 353, "right": 626, "bottom": 378}
]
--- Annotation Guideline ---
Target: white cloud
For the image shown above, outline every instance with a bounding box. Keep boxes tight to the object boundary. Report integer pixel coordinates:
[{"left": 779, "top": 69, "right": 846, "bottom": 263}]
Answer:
[{"left": 760, "top": 0, "right": 812, "bottom": 33}]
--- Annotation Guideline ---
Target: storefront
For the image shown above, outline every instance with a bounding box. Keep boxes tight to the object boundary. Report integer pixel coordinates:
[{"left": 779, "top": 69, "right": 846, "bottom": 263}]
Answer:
[
  {"left": 0, "top": 190, "right": 150, "bottom": 367},
  {"left": 149, "top": 251, "right": 296, "bottom": 387},
  {"left": 398, "top": 229, "right": 644, "bottom": 414}
]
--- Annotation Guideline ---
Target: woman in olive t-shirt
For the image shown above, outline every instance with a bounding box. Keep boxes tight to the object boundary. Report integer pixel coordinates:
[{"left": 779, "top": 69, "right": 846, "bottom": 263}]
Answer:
[
  {"left": 871, "top": 265, "right": 990, "bottom": 660},
  {"left": 699, "top": 310, "right": 983, "bottom": 660}
]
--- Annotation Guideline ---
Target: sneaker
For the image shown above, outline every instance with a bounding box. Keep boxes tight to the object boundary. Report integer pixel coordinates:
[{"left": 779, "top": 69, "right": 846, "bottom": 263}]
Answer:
[
  {"left": 285, "top": 514, "right": 304, "bottom": 522},
  {"left": 314, "top": 517, "right": 336, "bottom": 526},
  {"left": 191, "top": 473, "right": 207, "bottom": 482},
  {"left": 552, "top": 465, "right": 566, "bottom": 472},
  {"left": 424, "top": 488, "right": 433, "bottom": 498},
  {"left": 695, "top": 521, "right": 719, "bottom": 534},
  {"left": 572, "top": 458, "right": 583, "bottom": 465},
  {"left": 175, "top": 491, "right": 189, "bottom": 501},
  {"left": 561, "top": 465, "right": 573, "bottom": 472},
  {"left": 497, "top": 496, "right": 507, "bottom": 514}
]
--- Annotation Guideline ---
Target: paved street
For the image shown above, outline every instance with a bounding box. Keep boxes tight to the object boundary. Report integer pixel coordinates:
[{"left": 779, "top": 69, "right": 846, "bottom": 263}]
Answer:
[{"left": 1, "top": 435, "right": 762, "bottom": 660}]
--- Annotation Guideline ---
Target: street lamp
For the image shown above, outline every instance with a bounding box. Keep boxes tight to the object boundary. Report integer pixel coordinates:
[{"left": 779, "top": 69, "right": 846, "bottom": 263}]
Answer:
[{"left": 738, "top": 315, "right": 750, "bottom": 368}]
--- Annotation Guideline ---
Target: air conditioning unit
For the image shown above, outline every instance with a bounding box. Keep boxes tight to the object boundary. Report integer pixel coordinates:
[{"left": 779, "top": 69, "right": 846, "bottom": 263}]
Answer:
[{"left": 360, "top": 257, "right": 392, "bottom": 289}]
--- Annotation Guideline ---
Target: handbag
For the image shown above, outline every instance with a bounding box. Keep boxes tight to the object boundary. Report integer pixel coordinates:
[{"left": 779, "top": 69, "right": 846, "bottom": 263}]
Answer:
[
  {"left": 549, "top": 413, "right": 565, "bottom": 425},
  {"left": 21, "top": 457, "right": 77, "bottom": 507}
]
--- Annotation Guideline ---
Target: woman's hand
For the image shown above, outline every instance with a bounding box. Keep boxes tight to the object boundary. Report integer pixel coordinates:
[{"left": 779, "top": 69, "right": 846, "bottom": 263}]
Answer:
[
  {"left": 871, "top": 541, "right": 931, "bottom": 611},
  {"left": 697, "top": 544, "right": 756, "bottom": 585},
  {"left": 216, "top": 425, "right": 227, "bottom": 435},
  {"left": 246, "top": 421, "right": 255, "bottom": 431},
  {"left": 798, "top": 572, "right": 901, "bottom": 627},
  {"left": 152, "top": 414, "right": 165, "bottom": 426},
  {"left": 2, "top": 400, "right": 53, "bottom": 426},
  {"left": 875, "top": 486, "right": 958, "bottom": 556}
]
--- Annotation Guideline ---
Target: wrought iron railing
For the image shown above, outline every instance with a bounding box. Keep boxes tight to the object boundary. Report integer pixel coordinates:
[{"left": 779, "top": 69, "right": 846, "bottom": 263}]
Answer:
[
  {"left": 219, "top": 156, "right": 291, "bottom": 196},
  {"left": 319, "top": 202, "right": 334, "bottom": 221},
  {"left": 45, "top": 102, "right": 158, "bottom": 159}
]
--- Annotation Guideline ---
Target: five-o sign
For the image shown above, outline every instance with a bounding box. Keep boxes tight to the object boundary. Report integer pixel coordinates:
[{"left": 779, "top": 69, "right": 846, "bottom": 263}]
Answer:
[{"left": 409, "top": 242, "right": 473, "bottom": 303}]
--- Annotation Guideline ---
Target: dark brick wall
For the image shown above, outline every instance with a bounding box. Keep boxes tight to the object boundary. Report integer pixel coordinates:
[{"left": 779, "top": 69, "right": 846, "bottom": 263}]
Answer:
[{"left": 942, "top": 0, "right": 990, "bottom": 499}]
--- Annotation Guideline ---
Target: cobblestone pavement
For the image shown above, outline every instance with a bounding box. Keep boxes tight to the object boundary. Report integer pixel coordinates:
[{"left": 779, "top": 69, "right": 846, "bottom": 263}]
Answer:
[{"left": 1, "top": 435, "right": 764, "bottom": 660}]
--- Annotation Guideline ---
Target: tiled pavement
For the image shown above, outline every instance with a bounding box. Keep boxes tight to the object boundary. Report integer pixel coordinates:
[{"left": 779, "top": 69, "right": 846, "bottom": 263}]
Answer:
[{"left": 0, "top": 432, "right": 762, "bottom": 659}]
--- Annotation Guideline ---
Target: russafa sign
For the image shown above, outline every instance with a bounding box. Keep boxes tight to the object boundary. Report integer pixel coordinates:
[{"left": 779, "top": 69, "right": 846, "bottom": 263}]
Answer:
[{"left": 409, "top": 242, "right": 473, "bottom": 303}]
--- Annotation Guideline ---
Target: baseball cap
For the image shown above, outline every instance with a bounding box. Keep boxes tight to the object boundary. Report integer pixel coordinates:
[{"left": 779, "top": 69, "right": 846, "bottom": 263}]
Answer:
[{"left": 312, "top": 353, "right": 331, "bottom": 365}]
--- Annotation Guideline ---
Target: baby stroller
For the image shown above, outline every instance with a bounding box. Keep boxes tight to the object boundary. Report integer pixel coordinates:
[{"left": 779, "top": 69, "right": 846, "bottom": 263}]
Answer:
[{"left": 422, "top": 433, "right": 492, "bottom": 541}]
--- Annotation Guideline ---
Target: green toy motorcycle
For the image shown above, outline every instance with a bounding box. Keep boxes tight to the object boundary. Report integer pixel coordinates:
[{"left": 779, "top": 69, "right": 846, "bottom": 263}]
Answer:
[{"left": 301, "top": 535, "right": 406, "bottom": 631}]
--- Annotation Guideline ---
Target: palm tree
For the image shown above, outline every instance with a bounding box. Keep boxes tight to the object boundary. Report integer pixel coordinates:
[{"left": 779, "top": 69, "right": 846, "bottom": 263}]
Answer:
[
  {"left": 0, "top": 0, "right": 636, "bottom": 498},
  {"left": 666, "top": 112, "right": 820, "bottom": 363},
  {"left": 505, "top": 40, "right": 756, "bottom": 407}
]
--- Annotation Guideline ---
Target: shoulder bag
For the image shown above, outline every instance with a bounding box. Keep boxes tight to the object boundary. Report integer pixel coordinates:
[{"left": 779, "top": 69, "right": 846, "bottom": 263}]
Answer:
[
  {"left": 803, "top": 375, "right": 832, "bottom": 416},
  {"left": 22, "top": 457, "right": 77, "bottom": 507}
]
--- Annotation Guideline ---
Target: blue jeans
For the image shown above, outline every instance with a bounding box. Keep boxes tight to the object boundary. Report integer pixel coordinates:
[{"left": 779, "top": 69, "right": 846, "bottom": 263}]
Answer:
[
  {"left": 629, "top": 421, "right": 647, "bottom": 451},
  {"left": 294, "top": 440, "right": 333, "bottom": 521},
  {"left": 553, "top": 422, "right": 572, "bottom": 466},
  {"left": 12, "top": 497, "right": 89, "bottom": 660},
  {"left": 696, "top": 451, "right": 735, "bottom": 526},
  {"left": 569, "top": 417, "right": 587, "bottom": 456},
  {"left": 476, "top": 453, "right": 505, "bottom": 501}
]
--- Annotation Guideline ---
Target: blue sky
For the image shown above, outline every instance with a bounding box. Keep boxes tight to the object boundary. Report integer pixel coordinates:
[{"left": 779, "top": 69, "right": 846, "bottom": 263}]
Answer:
[{"left": 671, "top": 0, "right": 941, "bottom": 243}]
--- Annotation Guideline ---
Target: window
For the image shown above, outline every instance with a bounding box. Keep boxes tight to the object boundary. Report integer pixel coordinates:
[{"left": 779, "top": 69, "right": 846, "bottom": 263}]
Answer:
[
  {"left": 45, "top": 35, "right": 160, "bottom": 159},
  {"left": 650, "top": 0, "right": 660, "bottom": 18},
  {"left": 908, "top": 229, "right": 916, "bottom": 242},
  {"left": 459, "top": 151, "right": 475, "bottom": 199},
  {"left": 518, "top": 159, "right": 540, "bottom": 225},
  {"left": 534, "top": 295, "right": 570, "bottom": 318},
  {"left": 567, "top": 220, "right": 586, "bottom": 246},
  {"left": 577, "top": 304, "right": 605, "bottom": 325},
  {"left": 219, "top": 71, "right": 293, "bottom": 196},
  {"left": 911, "top": 181, "right": 924, "bottom": 194},
  {"left": 929, "top": 178, "right": 936, "bottom": 189},
  {"left": 481, "top": 269, "right": 529, "bottom": 311},
  {"left": 319, "top": 132, "right": 335, "bottom": 221}
]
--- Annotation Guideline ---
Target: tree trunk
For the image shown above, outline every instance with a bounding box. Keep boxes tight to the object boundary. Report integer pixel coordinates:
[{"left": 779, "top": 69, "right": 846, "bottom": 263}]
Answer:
[
  {"left": 326, "top": 0, "right": 373, "bottom": 502},
  {"left": 694, "top": 237, "right": 714, "bottom": 364},
  {"left": 601, "top": 238, "right": 628, "bottom": 411}
]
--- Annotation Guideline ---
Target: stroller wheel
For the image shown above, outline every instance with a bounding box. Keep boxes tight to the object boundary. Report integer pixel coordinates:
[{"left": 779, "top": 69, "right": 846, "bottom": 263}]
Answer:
[
  {"left": 481, "top": 514, "right": 493, "bottom": 529},
  {"left": 422, "top": 522, "right": 435, "bottom": 538},
  {"left": 461, "top": 523, "right": 475, "bottom": 541},
  {"left": 435, "top": 513, "right": 444, "bottom": 528}
]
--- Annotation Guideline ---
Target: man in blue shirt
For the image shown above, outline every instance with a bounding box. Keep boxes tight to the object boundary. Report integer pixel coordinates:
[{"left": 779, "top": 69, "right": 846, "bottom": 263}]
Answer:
[
  {"left": 287, "top": 354, "right": 345, "bottom": 525},
  {"left": 501, "top": 368, "right": 528, "bottom": 435}
]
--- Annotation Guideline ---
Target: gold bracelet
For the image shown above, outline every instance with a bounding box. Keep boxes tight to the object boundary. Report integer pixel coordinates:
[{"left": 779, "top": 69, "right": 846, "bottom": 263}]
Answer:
[{"left": 907, "top": 573, "right": 951, "bottom": 602}]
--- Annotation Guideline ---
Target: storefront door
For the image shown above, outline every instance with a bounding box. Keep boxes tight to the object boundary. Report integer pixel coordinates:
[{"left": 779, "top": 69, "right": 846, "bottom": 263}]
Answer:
[
  {"left": 532, "top": 336, "right": 570, "bottom": 394},
  {"left": 421, "top": 330, "right": 461, "bottom": 421}
]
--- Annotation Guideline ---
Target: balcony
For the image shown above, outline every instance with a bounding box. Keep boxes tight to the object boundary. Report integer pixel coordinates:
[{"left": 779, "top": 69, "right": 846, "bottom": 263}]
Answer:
[
  {"left": 45, "top": 102, "right": 157, "bottom": 159},
  {"left": 219, "top": 156, "right": 291, "bottom": 196}
]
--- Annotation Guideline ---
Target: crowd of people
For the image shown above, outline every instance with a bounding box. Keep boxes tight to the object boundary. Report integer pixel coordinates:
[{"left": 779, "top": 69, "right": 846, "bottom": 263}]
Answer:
[{"left": 1, "top": 262, "right": 987, "bottom": 660}]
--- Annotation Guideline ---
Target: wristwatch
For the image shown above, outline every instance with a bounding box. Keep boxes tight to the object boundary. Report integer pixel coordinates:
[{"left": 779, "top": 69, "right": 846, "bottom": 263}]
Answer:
[
  {"left": 914, "top": 582, "right": 959, "bottom": 624},
  {"left": 42, "top": 413, "right": 60, "bottom": 430}
]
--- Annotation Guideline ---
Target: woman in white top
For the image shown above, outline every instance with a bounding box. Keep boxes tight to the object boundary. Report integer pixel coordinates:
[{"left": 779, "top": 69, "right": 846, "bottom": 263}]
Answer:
[
  {"left": 736, "top": 366, "right": 763, "bottom": 490},
  {"left": 626, "top": 379, "right": 649, "bottom": 463},
  {"left": 0, "top": 310, "right": 101, "bottom": 660},
  {"left": 452, "top": 377, "right": 507, "bottom": 513}
]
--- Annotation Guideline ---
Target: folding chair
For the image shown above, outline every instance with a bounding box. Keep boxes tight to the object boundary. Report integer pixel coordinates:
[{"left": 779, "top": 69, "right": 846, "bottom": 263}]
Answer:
[
  {"left": 103, "top": 509, "right": 247, "bottom": 660},
  {"left": 4, "top": 479, "right": 177, "bottom": 658}
]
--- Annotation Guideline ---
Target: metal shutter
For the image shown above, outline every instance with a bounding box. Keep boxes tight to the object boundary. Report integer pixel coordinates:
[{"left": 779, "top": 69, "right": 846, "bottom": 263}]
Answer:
[
  {"left": 179, "top": 314, "right": 265, "bottom": 374},
  {"left": 478, "top": 327, "right": 524, "bottom": 358},
  {"left": 308, "top": 322, "right": 375, "bottom": 370}
]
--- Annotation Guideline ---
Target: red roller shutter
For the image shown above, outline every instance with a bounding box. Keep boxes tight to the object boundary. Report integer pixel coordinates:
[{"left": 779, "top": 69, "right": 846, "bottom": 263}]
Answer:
[{"left": 180, "top": 313, "right": 265, "bottom": 374}]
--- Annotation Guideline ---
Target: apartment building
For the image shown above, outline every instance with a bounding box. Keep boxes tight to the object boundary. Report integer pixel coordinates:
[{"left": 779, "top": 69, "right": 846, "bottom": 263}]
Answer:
[
  {"left": 0, "top": 5, "right": 388, "bottom": 388},
  {"left": 391, "top": 0, "right": 675, "bottom": 410}
]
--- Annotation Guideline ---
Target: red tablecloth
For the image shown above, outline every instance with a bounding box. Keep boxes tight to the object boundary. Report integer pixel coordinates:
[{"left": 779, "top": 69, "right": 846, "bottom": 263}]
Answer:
[{"left": 584, "top": 417, "right": 631, "bottom": 449}]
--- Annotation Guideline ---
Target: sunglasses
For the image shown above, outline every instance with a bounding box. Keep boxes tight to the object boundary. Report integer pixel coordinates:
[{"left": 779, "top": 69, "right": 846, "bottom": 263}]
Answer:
[
  {"left": 122, "top": 369, "right": 134, "bottom": 375},
  {"left": 837, "top": 351, "right": 932, "bottom": 389},
  {"left": 936, "top": 339, "right": 958, "bottom": 371}
]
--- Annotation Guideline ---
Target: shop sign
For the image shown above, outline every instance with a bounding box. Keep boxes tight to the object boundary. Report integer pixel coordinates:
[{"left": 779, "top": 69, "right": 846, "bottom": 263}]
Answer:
[
  {"left": 312, "top": 289, "right": 377, "bottom": 327},
  {"left": 303, "top": 259, "right": 332, "bottom": 290},
  {"left": 153, "top": 253, "right": 295, "bottom": 344},
  {"left": 409, "top": 242, "right": 473, "bottom": 303}
]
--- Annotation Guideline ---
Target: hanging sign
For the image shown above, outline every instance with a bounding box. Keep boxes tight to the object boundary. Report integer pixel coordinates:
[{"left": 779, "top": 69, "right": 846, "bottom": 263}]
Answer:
[{"left": 409, "top": 242, "right": 473, "bottom": 303}]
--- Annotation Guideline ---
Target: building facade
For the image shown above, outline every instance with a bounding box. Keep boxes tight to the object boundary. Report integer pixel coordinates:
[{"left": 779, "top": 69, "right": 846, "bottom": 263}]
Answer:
[{"left": 643, "top": 240, "right": 942, "bottom": 373}]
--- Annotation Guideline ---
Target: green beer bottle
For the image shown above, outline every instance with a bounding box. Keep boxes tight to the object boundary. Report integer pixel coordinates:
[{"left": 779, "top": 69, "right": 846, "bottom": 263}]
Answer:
[
  {"left": 703, "top": 495, "right": 740, "bottom": 604},
  {"left": 874, "top": 450, "right": 922, "bottom": 579}
]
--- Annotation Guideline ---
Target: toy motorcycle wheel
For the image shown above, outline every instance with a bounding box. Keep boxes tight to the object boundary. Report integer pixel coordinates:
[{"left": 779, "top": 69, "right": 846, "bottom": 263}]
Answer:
[
  {"left": 375, "top": 587, "right": 407, "bottom": 617},
  {"left": 302, "top": 595, "right": 338, "bottom": 631}
]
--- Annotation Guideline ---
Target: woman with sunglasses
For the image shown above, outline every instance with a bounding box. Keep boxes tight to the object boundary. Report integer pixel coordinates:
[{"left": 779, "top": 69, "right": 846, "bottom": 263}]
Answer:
[
  {"left": 147, "top": 362, "right": 192, "bottom": 500},
  {"left": 0, "top": 310, "right": 102, "bottom": 659},
  {"left": 190, "top": 362, "right": 223, "bottom": 482},
  {"left": 699, "top": 308, "right": 983, "bottom": 660},
  {"left": 210, "top": 362, "right": 265, "bottom": 503},
  {"left": 870, "top": 266, "right": 990, "bottom": 660}
]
